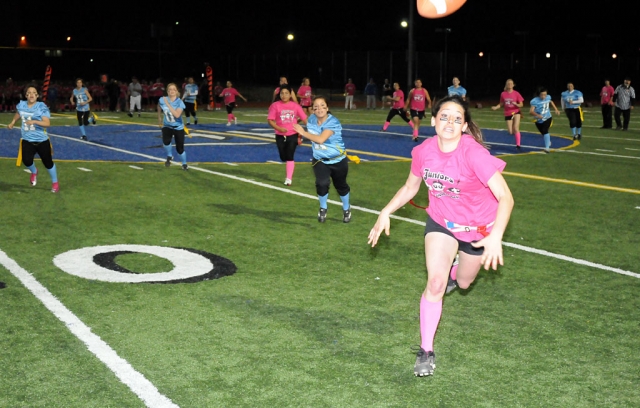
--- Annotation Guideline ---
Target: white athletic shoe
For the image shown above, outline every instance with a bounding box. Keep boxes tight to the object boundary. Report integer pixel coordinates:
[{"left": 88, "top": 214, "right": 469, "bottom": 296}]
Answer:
[
  {"left": 226, "top": 122, "right": 231, "bottom": 126},
  {"left": 284, "top": 178, "right": 292, "bottom": 186}
]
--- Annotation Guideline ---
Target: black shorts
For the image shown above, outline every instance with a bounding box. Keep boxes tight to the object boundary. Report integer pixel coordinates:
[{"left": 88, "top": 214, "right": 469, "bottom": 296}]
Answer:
[
  {"left": 410, "top": 109, "right": 426, "bottom": 120},
  {"left": 424, "top": 215, "right": 484, "bottom": 256},
  {"left": 505, "top": 111, "right": 521, "bottom": 120},
  {"left": 535, "top": 117, "right": 553, "bottom": 135}
]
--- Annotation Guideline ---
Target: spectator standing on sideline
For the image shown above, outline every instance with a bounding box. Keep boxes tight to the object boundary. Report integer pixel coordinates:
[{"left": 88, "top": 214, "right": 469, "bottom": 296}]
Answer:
[
  {"left": 364, "top": 78, "right": 377, "bottom": 110},
  {"left": 599, "top": 79, "right": 614, "bottom": 129},
  {"left": 213, "top": 81, "right": 223, "bottom": 110},
  {"left": 382, "top": 78, "right": 393, "bottom": 107},
  {"left": 128, "top": 77, "right": 142, "bottom": 117},
  {"left": 106, "top": 79, "right": 119, "bottom": 112},
  {"left": 613, "top": 78, "right": 635, "bottom": 131},
  {"left": 560, "top": 82, "right": 584, "bottom": 140},
  {"left": 344, "top": 78, "right": 356, "bottom": 110},
  {"left": 150, "top": 79, "right": 165, "bottom": 111}
]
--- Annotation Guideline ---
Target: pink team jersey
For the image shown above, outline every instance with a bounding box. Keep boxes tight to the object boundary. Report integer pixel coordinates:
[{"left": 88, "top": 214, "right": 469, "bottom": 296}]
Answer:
[
  {"left": 500, "top": 90, "right": 524, "bottom": 116},
  {"left": 600, "top": 85, "right": 614, "bottom": 105},
  {"left": 410, "top": 135, "right": 506, "bottom": 242},
  {"left": 221, "top": 88, "right": 240, "bottom": 105},
  {"left": 267, "top": 101, "right": 308, "bottom": 136},
  {"left": 345, "top": 83, "right": 356, "bottom": 96},
  {"left": 392, "top": 90, "right": 405, "bottom": 109},
  {"left": 297, "top": 85, "right": 313, "bottom": 107},
  {"left": 410, "top": 88, "right": 428, "bottom": 111}
]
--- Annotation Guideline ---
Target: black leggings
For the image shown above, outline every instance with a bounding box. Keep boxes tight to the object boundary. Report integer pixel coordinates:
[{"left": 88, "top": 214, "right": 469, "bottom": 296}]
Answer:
[
  {"left": 565, "top": 108, "right": 582, "bottom": 128},
  {"left": 76, "top": 110, "right": 91, "bottom": 126},
  {"left": 184, "top": 102, "right": 197, "bottom": 118},
  {"left": 22, "top": 139, "right": 54, "bottom": 169},
  {"left": 275, "top": 134, "right": 299, "bottom": 161},
  {"left": 162, "top": 127, "right": 186, "bottom": 154},
  {"left": 225, "top": 102, "right": 236, "bottom": 114},
  {"left": 312, "top": 157, "right": 350, "bottom": 197},
  {"left": 535, "top": 118, "right": 553, "bottom": 135},
  {"left": 385, "top": 108, "right": 411, "bottom": 123}
]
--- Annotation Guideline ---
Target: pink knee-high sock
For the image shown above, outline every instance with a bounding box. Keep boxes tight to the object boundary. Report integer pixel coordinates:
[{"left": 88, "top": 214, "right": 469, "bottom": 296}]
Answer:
[
  {"left": 285, "top": 161, "right": 295, "bottom": 180},
  {"left": 515, "top": 132, "right": 521, "bottom": 146},
  {"left": 413, "top": 128, "right": 419, "bottom": 137},
  {"left": 450, "top": 264, "right": 458, "bottom": 281},
  {"left": 409, "top": 121, "right": 415, "bottom": 129},
  {"left": 227, "top": 114, "right": 233, "bottom": 122},
  {"left": 383, "top": 121, "right": 390, "bottom": 130},
  {"left": 420, "top": 296, "right": 443, "bottom": 352}
]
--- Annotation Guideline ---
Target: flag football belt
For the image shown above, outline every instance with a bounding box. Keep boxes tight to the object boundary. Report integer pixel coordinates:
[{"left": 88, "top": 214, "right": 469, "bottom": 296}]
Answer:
[{"left": 444, "top": 219, "right": 494, "bottom": 237}]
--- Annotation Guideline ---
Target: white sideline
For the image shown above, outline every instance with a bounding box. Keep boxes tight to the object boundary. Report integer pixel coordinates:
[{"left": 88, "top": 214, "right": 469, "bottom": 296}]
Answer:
[{"left": 0, "top": 249, "right": 179, "bottom": 408}]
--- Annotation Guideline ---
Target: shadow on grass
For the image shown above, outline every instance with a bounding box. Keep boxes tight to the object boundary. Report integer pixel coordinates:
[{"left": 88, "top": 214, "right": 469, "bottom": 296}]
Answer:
[{"left": 208, "top": 202, "right": 315, "bottom": 227}]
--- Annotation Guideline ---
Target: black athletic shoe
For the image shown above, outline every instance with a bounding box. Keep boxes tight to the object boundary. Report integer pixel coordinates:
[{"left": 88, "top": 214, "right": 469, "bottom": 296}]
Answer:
[
  {"left": 165, "top": 156, "right": 172, "bottom": 167},
  {"left": 615, "top": 126, "right": 622, "bottom": 130},
  {"left": 577, "top": 134, "right": 582, "bottom": 140},
  {"left": 413, "top": 347, "right": 436, "bottom": 377},
  {"left": 194, "top": 119, "right": 198, "bottom": 125},
  {"left": 80, "top": 135, "right": 87, "bottom": 141},
  {"left": 343, "top": 208, "right": 351, "bottom": 223},
  {"left": 318, "top": 208, "right": 327, "bottom": 223},
  {"left": 182, "top": 164, "right": 189, "bottom": 170},
  {"left": 127, "top": 112, "right": 133, "bottom": 117},
  {"left": 516, "top": 145, "right": 521, "bottom": 151},
  {"left": 573, "top": 135, "right": 577, "bottom": 140},
  {"left": 0, "top": 281, "right": 6, "bottom": 289}
]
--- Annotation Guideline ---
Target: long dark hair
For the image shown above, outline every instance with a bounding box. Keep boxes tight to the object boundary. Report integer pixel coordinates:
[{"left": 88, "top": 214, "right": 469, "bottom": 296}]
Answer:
[{"left": 431, "top": 95, "right": 485, "bottom": 147}]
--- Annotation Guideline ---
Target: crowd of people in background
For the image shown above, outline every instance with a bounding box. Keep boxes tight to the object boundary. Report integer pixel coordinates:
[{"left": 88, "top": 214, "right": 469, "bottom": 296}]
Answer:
[{"left": 0, "top": 77, "right": 217, "bottom": 114}]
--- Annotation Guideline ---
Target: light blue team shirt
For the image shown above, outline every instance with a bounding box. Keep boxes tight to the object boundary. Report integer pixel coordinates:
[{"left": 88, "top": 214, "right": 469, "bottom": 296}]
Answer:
[
  {"left": 158, "top": 97, "right": 186, "bottom": 130},
  {"left": 184, "top": 84, "right": 199, "bottom": 103},
  {"left": 73, "top": 87, "right": 90, "bottom": 112},
  {"left": 307, "top": 113, "right": 346, "bottom": 164},
  {"left": 530, "top": 95, "right": 553, "bottom": 123},
  {"left": 16, "top": 101, "right": 50, "bottom": 142},
  {"left": 560, "top": 90, "right": 583, "bottom": 109},
  {"left": 447, "top": 85, "right": 467, "bottom": 98}
]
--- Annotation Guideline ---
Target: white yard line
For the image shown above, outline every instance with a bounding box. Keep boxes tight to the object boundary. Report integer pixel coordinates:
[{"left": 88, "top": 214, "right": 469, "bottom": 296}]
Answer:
[
  {"left": 45, "top": 130, "right": 640, "bottom": 281},
  {"left": 0, "top": 249, "right": 179, "bottom": 408}
]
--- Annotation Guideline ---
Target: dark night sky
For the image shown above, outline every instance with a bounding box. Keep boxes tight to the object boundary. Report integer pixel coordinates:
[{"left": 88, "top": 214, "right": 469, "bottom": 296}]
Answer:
[
  {"left": 1, "top": 0, "right": 637, "bottom": 89},
  {"left": 2, "top": 0, "right": 636, "bottom": 54}
]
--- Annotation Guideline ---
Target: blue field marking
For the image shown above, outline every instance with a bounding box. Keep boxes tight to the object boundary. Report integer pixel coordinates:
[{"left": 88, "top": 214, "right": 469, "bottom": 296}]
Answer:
[{"left": 0, "top": 123, "right": 574, "bottom": 163}]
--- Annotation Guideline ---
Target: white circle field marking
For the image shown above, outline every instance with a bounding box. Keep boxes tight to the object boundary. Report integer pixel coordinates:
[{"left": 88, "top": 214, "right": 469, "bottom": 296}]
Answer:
[{"left": 53, "top": 245, "right": 214, "bottom": 283}]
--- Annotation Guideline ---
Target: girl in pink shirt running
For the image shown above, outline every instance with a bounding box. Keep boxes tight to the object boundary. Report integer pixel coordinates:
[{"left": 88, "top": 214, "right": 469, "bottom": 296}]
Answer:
[
  {"left": 491, "top": 79, "right": 525, "bottom": 150},
  {"left": 368, "top": 95, "right": 514, "bottom": 378},
  {"left": 404, "top": 78, "right": 432, "bottom": 142},
  {"left": 267, "top": 85, "right": 308, "bottom": 186},
  {"left": 297, "top": 77, "right": 313, "bottom": 115},
  {"left": 220, "top": 81, "right": 247, "bottom": 126},
  {"left": 381, "top": 82, "right": 414, "bottom": 131}
]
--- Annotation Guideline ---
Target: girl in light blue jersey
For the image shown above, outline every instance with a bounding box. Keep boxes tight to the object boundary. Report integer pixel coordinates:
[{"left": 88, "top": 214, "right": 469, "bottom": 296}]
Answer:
[
  {"left": 529, "top": 87, "right": 560, "bottom": 153},
  {"left": 7, "top": 86, "right": 59, "bottom": 192},
  {"left": 70, "top": 78, "right": 95, "bottom": 141},
  {"left": 293, "top": 96, "right": 352, "bottom": 223},
  {"left": 560, "top": 82, "right": 584, "bottom": 140},
  {"left": 183, "top": 77, "right": 199, "bottom": 125},
  {"left": 447, "top": 77, "right": 467, "bottom": 101},
  {"left": 157, "top": 83, "right": 188, "bottom": 170}
]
